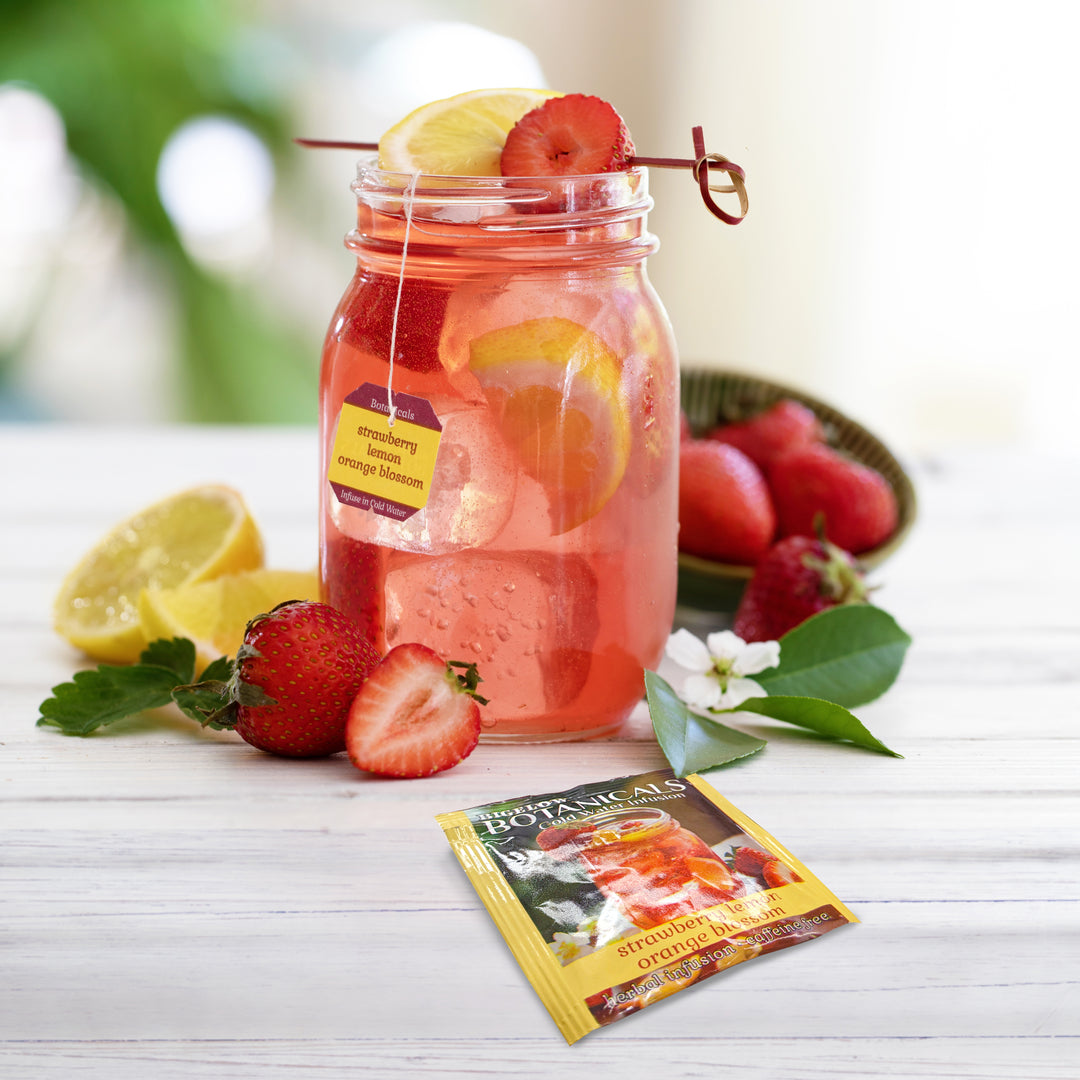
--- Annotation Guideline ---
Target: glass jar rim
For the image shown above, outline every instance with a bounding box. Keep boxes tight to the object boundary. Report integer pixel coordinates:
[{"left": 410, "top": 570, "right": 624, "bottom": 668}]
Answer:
[
  {"left": 354, "top": 155, "right": 648, "bottom": 187},
  {"left": 351, "top": 155, "right": 653, "bottom": 221},
  {"left": 576, "top": 807, "right": 674, "bottom": 843}
]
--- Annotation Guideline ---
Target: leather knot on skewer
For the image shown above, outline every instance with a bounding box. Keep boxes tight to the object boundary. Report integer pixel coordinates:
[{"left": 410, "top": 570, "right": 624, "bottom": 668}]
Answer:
[
  {"left": 690, "top": 127, "right": 748, "bottom": 225},
  {"left": 629, "top": 126, "right": 748, "bottom": 224}
]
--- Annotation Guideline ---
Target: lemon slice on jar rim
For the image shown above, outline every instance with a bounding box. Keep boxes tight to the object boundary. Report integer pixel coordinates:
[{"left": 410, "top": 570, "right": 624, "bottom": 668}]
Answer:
[
  {"left": 469, "top": 316, "right": 631, "bottom": 534},
  {"left": 378, "top": 87, "right": 560, "bottom": 176},
  {"left": 53, "top": 485, "right": 265, "bottom": 663}
]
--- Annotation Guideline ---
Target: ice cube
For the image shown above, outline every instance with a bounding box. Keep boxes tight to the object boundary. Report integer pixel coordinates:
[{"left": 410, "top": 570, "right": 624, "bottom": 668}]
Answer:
[
  {"left": 329, "top": 402, "right": 516, "bottom": 555},
  {"left": 383, "top": 549, "right": 600, "bottom": 718}
]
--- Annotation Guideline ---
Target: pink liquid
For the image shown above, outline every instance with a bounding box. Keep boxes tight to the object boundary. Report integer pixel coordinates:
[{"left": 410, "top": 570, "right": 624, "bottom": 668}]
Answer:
[{"left": 538, "top": 811, "right": 745, "bottom": 928}]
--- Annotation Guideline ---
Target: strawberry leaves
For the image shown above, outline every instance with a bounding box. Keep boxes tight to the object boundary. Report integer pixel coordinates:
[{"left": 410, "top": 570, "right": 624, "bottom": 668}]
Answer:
[
  {"left": 647, "top": 605, "right": 910, "bottom": 776},
  {"left": 139, "top": 637, "right": 199, "bottom": 681},
  {"left": 38, "top": 663, "right": 182, "bottom": 736},
  {"left": 171, "top": 656, "right": 236, "bottom": 729},
  {"left": 38, "top": 638, "right": 230, "bottom": 736}
]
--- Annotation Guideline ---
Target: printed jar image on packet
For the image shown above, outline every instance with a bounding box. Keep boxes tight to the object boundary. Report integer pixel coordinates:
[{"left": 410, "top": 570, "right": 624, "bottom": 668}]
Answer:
[{"left": 435, "top": 768, "right": 857, "bottom": 1043}]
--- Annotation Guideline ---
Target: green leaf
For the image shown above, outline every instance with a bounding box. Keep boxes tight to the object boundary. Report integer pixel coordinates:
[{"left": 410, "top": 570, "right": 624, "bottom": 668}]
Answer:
[
  {"left": 736, "top": 695, "right": 902, "bottom": 757},
  {"left": 37, "top": 663, "right": 181, "bottom": 736},
  {"left": 35, "top": 637, "right": 220, "bottom": 737},
  {"left": 171, "top": 656, "right": 236, "bottom": 728},
  {"left": 198, "top": 655, "right": 234, "bottom": 684},
  {"left": 645, "top": 670, "right": 767, "bottom": 777},
  {"left": 756, "top": 605, "right": 912, "bottom": 708},
  {"left": 138, "top": 637, "right": 196, "bottom": 684}
]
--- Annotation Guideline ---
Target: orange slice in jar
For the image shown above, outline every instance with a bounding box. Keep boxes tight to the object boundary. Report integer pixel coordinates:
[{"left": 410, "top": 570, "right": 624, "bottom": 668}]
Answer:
[
  {"left": 468, "top": 317, "right": 631, "bottom": 533},
  {"left": 686, "top": 856, "right": 741, "bottom": 896}
]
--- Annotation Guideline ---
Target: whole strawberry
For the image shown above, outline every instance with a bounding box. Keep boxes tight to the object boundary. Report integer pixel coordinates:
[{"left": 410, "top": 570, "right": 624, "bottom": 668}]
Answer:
[
  {"left": 733, "top": 534, "right": 868, "bottom": 642},
  {"left": 678, "top": 440, "right": 776, "bottom": 564},
  {"left": 768, "top": 443, "right": 898, "bottom": 554},
  {"left": 215, "top": 600, "right": 381, "bottom": 758},
  {"left": 706, "top": 398, "right": 824, "bottom": 469}
]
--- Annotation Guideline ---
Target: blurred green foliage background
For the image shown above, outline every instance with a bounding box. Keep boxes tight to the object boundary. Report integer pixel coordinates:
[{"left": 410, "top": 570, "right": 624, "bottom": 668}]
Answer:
[
  {"left": 3, "top": 0, "right": 1076, "bottom": 450},
  {"left": 0, "top": 0, "right": 317, "bottom": 422}
]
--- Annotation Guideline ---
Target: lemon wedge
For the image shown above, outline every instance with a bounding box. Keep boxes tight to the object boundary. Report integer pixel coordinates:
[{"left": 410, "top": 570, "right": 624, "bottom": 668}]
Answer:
[
  {"left": 378, "top": 87, "right": 559, "bottom": 175},
  {"left": 53, "top": 485, "right": 265, "bottom": 663},
  {"left": 468, "top": 317, "right": 631, "bottom": 533},
  {"left": 138, "top": 568, "right": 321, "bottom": 671}
]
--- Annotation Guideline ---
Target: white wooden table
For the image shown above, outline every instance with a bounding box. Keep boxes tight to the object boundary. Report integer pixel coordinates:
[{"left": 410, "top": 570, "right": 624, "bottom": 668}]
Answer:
[{"left": 2, "top": 424, "right": 1077, "bottom": 1079}]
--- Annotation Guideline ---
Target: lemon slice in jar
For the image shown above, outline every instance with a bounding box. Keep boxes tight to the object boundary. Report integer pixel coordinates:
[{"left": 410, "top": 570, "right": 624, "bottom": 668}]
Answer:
[
  {"left": 378, "top": 87, "right": 559, "bottom": 176},
  {"left": 589, "top": 816, "right": 669, "bottom": 846},
  {"left": 468, "top": 317, "right": 631, "bottom": 533},
  {"left": 53, "top": 485, "right": 264, "bottom": 663}
]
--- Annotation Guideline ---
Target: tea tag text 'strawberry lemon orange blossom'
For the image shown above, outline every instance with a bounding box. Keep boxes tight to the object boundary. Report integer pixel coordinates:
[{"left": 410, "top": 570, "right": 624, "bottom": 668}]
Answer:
[{"left": 327, "top": 382, "right": 443, "bottom": 522}]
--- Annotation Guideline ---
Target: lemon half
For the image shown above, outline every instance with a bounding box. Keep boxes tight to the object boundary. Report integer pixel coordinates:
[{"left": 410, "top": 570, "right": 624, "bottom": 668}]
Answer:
[
  {"left": 378, "top": 87, "right": 559, "bottom": 176},
  {"left": 138, "top": 568, "right": 320, "bottom": 671},
  {"left": 469, "top": 317, "right": 631, "bottom": 533},
  {"left": 53, "top": 485, "right": 265, "bottom": 663}
]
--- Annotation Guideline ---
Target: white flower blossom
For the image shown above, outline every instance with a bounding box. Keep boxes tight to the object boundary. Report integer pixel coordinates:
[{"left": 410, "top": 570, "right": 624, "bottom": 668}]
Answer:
[
  {"left": 550, "top": 930, "right": 595, "bottom": 964},
  {"left": 665, "top": 628, "right": 780, "bottom": 713}
]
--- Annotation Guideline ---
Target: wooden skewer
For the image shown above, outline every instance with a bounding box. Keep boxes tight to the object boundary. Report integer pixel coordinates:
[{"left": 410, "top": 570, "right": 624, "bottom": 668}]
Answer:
[{"left": 292, "top": 126, "right": 748, "bottom": 223}]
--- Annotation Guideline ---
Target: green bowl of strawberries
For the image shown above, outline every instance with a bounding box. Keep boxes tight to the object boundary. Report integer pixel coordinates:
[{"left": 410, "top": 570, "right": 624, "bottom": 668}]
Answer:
[{"left": 676, "top": 368, "right": 918, "bottom": 614}]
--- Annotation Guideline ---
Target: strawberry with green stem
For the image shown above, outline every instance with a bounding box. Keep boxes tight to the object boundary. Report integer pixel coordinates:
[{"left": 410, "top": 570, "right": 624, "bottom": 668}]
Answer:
[
  {"left": 193, "top": 600, "right": 382, "bottom": 758},
  {"left": 733, "top": 527, "right": 870, "bottom": 643},
  {"left": 39, "top": 600, "right": 382, "bottom": 760},
  {"left": 732, "top": 846, "right": 773, "bottom": 876}
]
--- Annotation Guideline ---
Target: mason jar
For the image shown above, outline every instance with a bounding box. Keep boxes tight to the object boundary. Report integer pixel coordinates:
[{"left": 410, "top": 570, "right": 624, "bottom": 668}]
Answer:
[{"left": 319, "top": 163, "right": 679, "bottom": 742}]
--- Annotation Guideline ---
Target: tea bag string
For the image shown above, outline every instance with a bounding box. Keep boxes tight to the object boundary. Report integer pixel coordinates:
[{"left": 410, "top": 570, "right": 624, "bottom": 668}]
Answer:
[{"left": 385, "top": 169, "right": 420, "bottom": 427}]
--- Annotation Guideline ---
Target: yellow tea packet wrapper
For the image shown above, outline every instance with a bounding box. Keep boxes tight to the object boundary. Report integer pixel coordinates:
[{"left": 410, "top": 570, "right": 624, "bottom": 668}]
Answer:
[{"left": 436, "top": 768, "right": 857, "bottom": 1043}]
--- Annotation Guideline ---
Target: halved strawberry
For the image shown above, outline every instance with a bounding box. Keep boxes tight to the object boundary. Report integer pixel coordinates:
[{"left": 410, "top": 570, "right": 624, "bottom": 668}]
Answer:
[
  {"left": 500, "top": 93, "right": 635, "bottom": 176},
  {"left": 345, "top": 643, "right": 486, "bottom": 778},
  {"left": 732, "top": 845, "right": 773, "bottom": 876}
]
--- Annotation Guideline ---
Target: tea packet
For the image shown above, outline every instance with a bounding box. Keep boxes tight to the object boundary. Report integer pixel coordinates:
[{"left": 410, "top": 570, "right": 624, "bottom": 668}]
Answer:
[{"left": 436, "top": 768, "right": 856, "bottom": 1043}]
